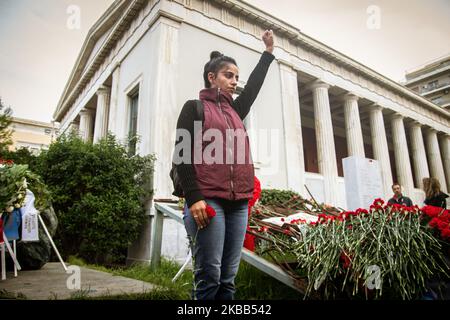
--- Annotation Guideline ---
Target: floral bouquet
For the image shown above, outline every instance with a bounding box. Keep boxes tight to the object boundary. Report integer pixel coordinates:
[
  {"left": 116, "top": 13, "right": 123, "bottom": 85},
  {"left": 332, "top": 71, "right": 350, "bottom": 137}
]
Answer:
[
  {"left": 0, "top": 159, "right": 50, "bottom": 215},
  {"left": 248, "top": 197, "right": 450, "bottom": 300}
]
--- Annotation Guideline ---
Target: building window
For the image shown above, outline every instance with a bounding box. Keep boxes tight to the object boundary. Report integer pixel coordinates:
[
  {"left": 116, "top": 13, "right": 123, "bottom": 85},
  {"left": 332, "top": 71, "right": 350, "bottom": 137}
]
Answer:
[
  {"left": 431, "top": 95, "right": 443, "bottom": 104},
  {"left": 428, "top": 80, "right": 439, "bottom": 90},
  {"left": 44, "top": 128, "right": 51, "bottom": 135},
  {"left": 128, "top": 91, "right": 139, "bottom": 155}
]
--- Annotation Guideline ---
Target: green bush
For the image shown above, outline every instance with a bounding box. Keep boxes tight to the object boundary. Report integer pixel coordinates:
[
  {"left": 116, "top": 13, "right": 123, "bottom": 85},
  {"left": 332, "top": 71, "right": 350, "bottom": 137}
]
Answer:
[
  {"left": 0, "top": 147, "right": 40, "bottom": 172},
  {"left": 260, "top": 189, "right": 301, "bottom": 206},
  {"left": 37, "top": 133, "right": 156, "bottom": 264}
]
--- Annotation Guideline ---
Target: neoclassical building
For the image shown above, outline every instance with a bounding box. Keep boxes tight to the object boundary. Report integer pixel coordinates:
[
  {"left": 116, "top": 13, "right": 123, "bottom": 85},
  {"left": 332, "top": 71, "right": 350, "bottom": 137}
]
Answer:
[{"left": 54, "top": 0, "right": 450, "bottom": 263}]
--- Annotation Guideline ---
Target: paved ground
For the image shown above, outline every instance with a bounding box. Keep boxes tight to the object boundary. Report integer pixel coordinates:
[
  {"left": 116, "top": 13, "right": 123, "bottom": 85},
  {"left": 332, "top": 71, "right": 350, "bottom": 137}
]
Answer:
[{"left": 0, "top": 262, "right": 155, "bottom": 300}]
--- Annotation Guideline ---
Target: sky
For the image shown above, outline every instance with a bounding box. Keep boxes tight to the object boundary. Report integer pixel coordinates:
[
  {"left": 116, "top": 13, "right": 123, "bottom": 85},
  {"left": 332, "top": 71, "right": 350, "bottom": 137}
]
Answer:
[{"left": 0, "top": 0, "right": 449, "bottom": 123}]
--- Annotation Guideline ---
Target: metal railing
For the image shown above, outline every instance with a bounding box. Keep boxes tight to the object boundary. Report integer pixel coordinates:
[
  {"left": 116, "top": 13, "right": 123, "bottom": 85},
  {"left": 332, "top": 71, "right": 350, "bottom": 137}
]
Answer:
[
  {"left": 150, "top": 201, "right": 305, "bottom": 294},
  {"left": 420, "top": 82, "right": 450, "bottom": 94}
]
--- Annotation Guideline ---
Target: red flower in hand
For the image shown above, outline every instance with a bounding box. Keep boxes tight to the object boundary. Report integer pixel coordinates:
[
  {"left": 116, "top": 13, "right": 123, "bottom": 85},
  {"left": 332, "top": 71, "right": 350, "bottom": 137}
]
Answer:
[{"left": 206, "top": 205, "right": 216, "bottom": 219}]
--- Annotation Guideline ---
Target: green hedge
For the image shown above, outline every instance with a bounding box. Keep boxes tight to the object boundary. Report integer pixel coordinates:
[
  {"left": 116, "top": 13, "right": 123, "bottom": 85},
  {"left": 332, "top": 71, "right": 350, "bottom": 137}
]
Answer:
[
  {"left": 37, "top": 133, "right": 156, "bottom": 264},
  {"left": 259, "top": 189, "right": 301, "bottom": 206}
]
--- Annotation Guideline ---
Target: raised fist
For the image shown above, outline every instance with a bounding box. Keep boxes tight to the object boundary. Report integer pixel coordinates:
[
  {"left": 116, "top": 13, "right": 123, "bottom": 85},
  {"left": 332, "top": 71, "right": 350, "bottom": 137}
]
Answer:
[{"left": 262, "top": 29, "right": 274, "bottom": 53}]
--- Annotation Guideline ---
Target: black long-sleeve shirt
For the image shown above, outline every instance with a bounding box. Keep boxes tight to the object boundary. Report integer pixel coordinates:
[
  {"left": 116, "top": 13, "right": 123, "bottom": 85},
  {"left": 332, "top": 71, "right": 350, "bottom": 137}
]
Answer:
[
  {"left": 175, "top": 51, "right": 275, "bottom": 207},
  {"left": 424, "top": 192, "right": 449, "bottom": 209},
  {"left": 387, "top": 195, "right": 413, "bottom": 207}
]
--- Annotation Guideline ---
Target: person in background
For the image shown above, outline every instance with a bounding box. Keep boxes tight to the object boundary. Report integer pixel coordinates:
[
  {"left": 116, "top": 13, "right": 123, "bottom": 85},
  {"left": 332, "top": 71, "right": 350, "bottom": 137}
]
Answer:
[
  {"left": 387, "top": 183, "right": 413, "bottom": 207},
  {"left": 421, "top": 177, "right": 450, "bottom": 300},
  {"left": 423, "top": 177, "right": 449, "bottom": 209}
]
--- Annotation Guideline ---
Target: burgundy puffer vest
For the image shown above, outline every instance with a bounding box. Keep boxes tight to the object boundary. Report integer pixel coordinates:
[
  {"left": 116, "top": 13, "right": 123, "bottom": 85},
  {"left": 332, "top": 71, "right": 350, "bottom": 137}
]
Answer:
[{"left": 193, "top": 88, "right": 254, "bottom": 201}]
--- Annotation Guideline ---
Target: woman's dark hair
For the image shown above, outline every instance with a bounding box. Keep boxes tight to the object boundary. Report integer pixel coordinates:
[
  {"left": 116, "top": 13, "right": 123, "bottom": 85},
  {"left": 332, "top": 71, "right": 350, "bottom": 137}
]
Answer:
[
  {"left": 423, "top": 177, "right": 441, "bottom": 199},
  {"left": 203, "top": 51, "right": 237, "bottom": 88}
]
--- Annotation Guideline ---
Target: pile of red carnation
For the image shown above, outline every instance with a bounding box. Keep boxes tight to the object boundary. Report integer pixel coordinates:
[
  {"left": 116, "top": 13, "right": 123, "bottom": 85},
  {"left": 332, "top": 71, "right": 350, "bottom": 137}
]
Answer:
[{"left": 421, "top": 205, "right": 450, "bottom": 241}]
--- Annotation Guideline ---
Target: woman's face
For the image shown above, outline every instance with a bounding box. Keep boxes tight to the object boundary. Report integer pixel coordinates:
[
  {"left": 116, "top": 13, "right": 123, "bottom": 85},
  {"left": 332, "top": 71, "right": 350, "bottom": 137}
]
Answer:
[{"left": 208, "top": 64, "right": 239, "bottom": 95}]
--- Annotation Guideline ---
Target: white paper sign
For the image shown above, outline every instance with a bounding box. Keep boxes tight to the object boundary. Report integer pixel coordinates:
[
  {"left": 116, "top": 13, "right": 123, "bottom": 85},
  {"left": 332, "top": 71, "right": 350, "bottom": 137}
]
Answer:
[
  {"left": 20, "top": 190, "right": 39, "bottom": 242},
  {"left": 262, "top": 211, "right": 318, "bottom": 227},
  {"left": 343, "top": 156, "right": 383, "bottom": 211}
]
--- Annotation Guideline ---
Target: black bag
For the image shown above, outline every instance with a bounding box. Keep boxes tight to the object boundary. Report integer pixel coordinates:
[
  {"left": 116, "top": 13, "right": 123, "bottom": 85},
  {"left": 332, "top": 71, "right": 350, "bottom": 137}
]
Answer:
[{"left": 170, "top": 100, "right": 204, "bottom": 197}]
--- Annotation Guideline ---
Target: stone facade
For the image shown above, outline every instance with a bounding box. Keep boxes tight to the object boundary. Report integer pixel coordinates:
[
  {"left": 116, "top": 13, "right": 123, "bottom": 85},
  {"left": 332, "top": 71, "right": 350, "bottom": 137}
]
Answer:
[{"left": 9, "top": 117, "right": 58, "bottom": 154}]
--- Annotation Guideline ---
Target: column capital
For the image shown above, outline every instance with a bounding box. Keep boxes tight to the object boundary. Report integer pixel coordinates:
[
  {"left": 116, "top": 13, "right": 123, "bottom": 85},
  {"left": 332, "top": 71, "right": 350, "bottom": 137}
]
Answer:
[
  {"left": 408, "top": 120, "right": 422, "bottom": 128},
  {"left": 342, "top": 93, "right": 359, "bottom": 102},
  {"left": 79, "top": 108, "right": 94, "bottom": 116},
  {"left": 308, "top": 79, "right": 330, "bottom": 91},
  {"left": 390, "top": 112, "right": 404, "bottom": 121},
  {"left": 368, "top": 103, "right": 383, "bottom": 113},
  {"left": 424, "top": 127, "right": 438, "bottom": 135},
  {"left": 96, "top": 85, "right": 111, "bottom": 96}
]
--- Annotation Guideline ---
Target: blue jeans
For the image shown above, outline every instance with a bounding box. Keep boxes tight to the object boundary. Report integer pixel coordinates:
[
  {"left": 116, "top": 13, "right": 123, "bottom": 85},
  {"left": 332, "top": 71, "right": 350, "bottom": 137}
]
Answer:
[{"left": 183, "top": 198, "right": 249, "bottom": 300}]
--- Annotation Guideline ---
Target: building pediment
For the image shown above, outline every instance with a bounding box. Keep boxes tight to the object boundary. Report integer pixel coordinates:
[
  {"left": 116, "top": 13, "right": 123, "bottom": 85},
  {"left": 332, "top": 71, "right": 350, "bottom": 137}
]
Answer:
[
  {"left": 54, "top": 0, "right": 139, "bottom": 119},
  {"left": 54, "top": 0, "right": 450, "bottom": 125}
]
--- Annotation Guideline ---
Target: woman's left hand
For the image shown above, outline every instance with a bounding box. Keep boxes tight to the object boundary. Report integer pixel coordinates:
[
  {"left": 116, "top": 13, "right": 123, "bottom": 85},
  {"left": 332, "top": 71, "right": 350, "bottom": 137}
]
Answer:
[{"left": 262, "top": 30, "right": 274, "bottom": 54}]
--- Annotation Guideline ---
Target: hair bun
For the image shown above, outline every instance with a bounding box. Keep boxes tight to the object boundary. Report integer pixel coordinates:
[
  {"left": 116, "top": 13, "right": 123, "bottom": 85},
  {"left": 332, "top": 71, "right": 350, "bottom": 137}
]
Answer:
[{"left": 210, "top": 51, "right": 223, "bottom": 60}]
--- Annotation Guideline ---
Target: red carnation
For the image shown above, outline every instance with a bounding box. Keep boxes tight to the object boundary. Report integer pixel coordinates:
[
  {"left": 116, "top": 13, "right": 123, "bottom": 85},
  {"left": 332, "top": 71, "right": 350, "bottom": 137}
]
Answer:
[
  {"left": 437, "top": 220, "right": 449, "bottom": 231},
  {"left": 244, "top": 226, "right": 256, "bottom": 251},
  {"left": 373, "top": 198, "right": 385, "bottom": 206},
  {"left": 206, "top": 205, "right": 216, "bottom": 219},
  {"left": 439, "top": 212, "right": 450, "bottom": 223},
  {"left": 370, "top": 204, "right": 383, "bottom": 211},
  {"left": 0, "top": 158, "right": 14, "bottom": 166},
  {"left": 422, "top": 205, "right": 445, "bottom": 218},
  {"left": 441, "top": 228, "right": 450, "bottom": 240},
  {"left": 340, "top": 251, "right": 352, "bottom": 269},
  {"left": 248, "top": 176, "right": 261, "bottom": 208},
  {"left": 244, "top": 176, "right": 262, "bottom": 252},
  {"left": 356, "top": 208, "right": 369, "bottom": 215},
  {"left": 429, "top": 217, "right": 440, "bottom": 228}
]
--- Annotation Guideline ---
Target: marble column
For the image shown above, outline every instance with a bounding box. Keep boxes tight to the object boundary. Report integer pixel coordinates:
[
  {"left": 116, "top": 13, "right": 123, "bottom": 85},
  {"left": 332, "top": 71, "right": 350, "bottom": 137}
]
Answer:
[
  {"left": 68, "top": 122, "right": 79, "bottom": 134},
  {"left": 279, "top": 62, "right": 305, "bottom": 194},
  {"left": 408, "top": 121, "right": 430, "bottom": 189},
  {"left": 93, "top": 85, "right": 111, "bottom": 143},
  {"left": 149, "top": 17, "right": 181, "bottom": 200},
  {"left": 439, "top": 134, "right": 450, "bottom": 191},
  {"left": 107, "top": 64, "right": 121, "bottom": 134},
  {"left": 310, "top": 80, "right": 339, "bottom": 205},
  {"left": 369, "top": 105, "right": 393, "bottom": 199},
  {"left": 390, "top": 113, "right": 414, "bottom": 197},
  {"left": 425, "top": 128, "right": 447, "bottom": 192},
  {"left": 343, "top": 94, "right": 365, "bottom": 157},
  {"left": 78, "top": 109, "right": 94, "bottom": 142},
  {"left": 128, "top": 17, "right": 181, "bottom": 265}
]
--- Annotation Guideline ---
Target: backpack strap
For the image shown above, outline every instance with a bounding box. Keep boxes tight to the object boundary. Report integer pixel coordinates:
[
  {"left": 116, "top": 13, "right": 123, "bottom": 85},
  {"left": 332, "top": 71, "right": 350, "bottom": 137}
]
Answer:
[{"left": 194, "top": 100, "right": 204, "bottom": 122}]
